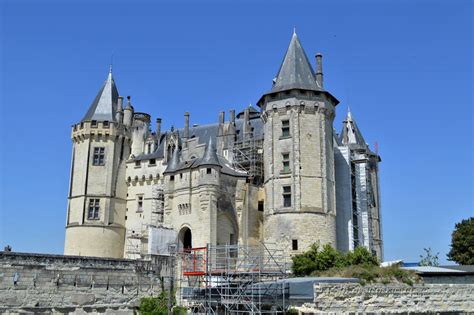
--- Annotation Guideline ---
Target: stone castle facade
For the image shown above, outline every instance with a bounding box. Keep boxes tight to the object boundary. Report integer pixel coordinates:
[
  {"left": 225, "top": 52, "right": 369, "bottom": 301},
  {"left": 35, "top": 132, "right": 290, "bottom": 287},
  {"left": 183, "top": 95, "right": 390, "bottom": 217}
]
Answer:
[{"left": 64, "top": 32, "right": 383, "bottom": 260}]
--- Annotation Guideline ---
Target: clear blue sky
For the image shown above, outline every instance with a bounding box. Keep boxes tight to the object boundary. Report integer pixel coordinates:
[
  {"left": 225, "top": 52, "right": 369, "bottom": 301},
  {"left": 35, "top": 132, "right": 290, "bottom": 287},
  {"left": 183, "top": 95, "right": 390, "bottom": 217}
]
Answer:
[{"left": 0, "top": 0, "right": 472, "bottom": 264}]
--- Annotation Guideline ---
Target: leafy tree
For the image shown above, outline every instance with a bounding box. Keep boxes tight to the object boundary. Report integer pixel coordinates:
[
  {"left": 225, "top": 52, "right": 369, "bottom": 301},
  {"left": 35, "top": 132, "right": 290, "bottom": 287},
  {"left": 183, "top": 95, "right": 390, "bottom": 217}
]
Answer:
[
  {"left": 447, "top": 217, "right": 474, "bottom": 265},
  {"left": 419, "top": 247, "right": 439, "bottom": 266}
]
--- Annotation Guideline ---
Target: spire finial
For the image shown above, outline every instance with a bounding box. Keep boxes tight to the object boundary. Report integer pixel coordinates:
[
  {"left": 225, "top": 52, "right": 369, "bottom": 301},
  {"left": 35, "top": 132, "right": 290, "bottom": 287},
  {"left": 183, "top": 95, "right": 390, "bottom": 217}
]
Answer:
[
  {"left": 109, "top": 52, "right": 114, "bottom": 74},
  {"left": 293, "top": 26, "right": 296, "bottom": 35}
]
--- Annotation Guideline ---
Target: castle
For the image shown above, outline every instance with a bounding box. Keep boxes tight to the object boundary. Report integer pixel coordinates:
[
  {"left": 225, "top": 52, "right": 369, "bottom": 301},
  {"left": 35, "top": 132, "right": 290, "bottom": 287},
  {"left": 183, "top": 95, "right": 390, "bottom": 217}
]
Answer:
[{"left": 64, "top": 32, "right": 383, "bottom": 260}]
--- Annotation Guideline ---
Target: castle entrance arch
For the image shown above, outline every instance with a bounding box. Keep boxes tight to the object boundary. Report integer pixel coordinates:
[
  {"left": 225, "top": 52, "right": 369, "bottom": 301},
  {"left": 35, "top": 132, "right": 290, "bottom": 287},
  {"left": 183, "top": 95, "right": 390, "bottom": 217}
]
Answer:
[{"left": 178, "top": 227, "right": 192, "bottom": 250}]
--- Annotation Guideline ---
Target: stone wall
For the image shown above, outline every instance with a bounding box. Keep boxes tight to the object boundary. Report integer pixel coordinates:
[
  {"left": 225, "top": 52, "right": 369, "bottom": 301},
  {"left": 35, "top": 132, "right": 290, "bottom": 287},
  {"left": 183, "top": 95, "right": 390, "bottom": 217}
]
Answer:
[
  {"left": 0, "top": 252, "right": 173, "bottom": 314},
  {"left": 297, "top": 282, "right": 474, "bottom": 314}
]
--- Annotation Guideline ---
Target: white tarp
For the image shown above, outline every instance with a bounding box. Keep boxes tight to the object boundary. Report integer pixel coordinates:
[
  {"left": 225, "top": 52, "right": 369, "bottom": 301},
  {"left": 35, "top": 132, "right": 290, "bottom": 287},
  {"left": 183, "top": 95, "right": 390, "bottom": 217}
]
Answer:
[{"left": 148, "top": 226, "right": 177, "bottom": 256}]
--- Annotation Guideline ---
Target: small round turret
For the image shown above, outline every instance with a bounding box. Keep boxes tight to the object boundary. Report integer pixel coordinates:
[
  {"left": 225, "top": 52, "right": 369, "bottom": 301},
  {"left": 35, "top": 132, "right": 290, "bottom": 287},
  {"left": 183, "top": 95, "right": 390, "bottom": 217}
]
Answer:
[{"left": 123, "top": 96, "right": 134, "bottom": 127}]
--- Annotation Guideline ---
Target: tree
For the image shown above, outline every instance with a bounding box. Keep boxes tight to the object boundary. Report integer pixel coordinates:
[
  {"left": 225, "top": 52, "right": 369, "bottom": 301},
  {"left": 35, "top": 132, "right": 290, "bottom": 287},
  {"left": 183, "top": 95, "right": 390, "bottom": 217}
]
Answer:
[
  {"left": 447, "top": 217, "right": 474, "bottom": 265},
  {"left": 419, "top": 247, "right": 439, "bottom": 266}
]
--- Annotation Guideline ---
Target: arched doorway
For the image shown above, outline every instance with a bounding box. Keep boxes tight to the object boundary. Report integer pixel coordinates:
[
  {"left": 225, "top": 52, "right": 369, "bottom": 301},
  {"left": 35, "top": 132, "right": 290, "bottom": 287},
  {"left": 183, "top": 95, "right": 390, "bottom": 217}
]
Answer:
[{"left": 179, "top": 227, "right": 192, "bottom": 250}]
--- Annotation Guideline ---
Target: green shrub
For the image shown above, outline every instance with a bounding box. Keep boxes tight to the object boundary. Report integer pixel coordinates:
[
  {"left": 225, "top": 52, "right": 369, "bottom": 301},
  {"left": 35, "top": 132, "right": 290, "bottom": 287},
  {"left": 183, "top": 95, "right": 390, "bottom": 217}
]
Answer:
[
  {"left": 291, "top": 244, "right": 378, "bottom": 276},
  {"left": 173, "top": 305, "right": 188, "bottom": 314},
  {"left": 286, "top": 307, "right": 299, "bottom": 314},
  {"left": 139, "top": 291, "right": 176, "bottom": 315}
]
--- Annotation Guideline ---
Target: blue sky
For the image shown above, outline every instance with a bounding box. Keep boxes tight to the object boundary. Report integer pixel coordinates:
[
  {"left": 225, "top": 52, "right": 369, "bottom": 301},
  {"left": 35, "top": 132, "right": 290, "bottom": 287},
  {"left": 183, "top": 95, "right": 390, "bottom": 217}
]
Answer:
[{"left": 0, "top": 0, "right": 472, "bottom": 264}]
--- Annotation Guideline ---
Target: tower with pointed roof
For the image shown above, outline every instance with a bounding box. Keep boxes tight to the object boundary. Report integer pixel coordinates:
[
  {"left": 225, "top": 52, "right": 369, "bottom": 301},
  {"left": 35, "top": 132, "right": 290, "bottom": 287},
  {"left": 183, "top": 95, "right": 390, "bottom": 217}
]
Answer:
[
  {"left": 63, "top": 32, "right": 383, "bottom": 261},
  {"left": 258, "top": 32, "right": 339, "bottom": 255},
  {"left": 64, "top": 69, "right": 131, "bottom": 258},
  {"left": 335, "top": 111, "right": 383, "bottom": 259}
]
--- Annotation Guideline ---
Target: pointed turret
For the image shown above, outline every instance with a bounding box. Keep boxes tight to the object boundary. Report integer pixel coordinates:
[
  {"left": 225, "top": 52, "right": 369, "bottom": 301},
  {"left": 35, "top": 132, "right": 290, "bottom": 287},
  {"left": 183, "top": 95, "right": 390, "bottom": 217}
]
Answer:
[
  {"left": 271, "top": 32, "right": 321, "bottom": 93},
  {"left": 340, "top": 111, "right": 367, "bottom": 146},
  {"left": 82, "top": 68, "right": 119, "bottom": 122},
  {"left": 196, "top": 138, "right": 220, "bottom": 168},
  {"left": 164, "top": 146, "right": 180, "bottom": 174}
]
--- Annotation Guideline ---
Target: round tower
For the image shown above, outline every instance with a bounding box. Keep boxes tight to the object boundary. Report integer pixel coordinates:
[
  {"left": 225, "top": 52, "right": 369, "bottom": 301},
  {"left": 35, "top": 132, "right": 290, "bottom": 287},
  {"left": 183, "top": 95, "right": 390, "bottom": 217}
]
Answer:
[
  {"left": 64, "top": 69, "right": 131, "bottom": 258},
  {"left": 257, "top": 33, "right": 339, "bottom": 256}
]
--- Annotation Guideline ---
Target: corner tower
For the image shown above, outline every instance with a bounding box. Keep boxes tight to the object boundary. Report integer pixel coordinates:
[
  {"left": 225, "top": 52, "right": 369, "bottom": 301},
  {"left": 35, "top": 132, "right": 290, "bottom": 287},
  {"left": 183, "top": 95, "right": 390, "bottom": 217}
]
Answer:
[
  {"left": 258, "top": 32, "right": 339, "bottom": 255},
  {"left": 64, "top": 69, "right": 131, "bottom": 258}
]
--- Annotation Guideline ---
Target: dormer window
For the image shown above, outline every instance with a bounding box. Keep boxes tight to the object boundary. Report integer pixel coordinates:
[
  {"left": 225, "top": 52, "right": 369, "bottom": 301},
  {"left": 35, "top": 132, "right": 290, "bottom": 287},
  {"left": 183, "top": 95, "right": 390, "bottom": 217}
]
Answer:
[
  {"left": 91, "top": 120, "right": 98, "bottom": 127},
  {"left": 149, "top": 159, "right": 156, "bottom": 166},
  {"left": 135, "top": 161, "right": 141, "bottom": 167},
  {"left": 103, "top": 121, "right": 109, "bottom": 128}
]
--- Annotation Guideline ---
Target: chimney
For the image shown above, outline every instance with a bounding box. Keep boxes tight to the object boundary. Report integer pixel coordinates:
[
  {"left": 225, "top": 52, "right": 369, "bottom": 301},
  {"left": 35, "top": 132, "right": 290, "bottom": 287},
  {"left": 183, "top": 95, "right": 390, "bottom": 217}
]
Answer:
[
  {"left": 243, "top": 108, "right": 250, "bottom": 140},
  {"left": 217, "top": 111, "right": 225, "bottom": 154},
  {"left": 184, "top": 112, "right": 190, "bottom": 139},
  {"left": 230, "top": 109, "right": 236, "bottom": 125},
  {"left": 219, "top": 111, "right": 225, "bottom": 125},
  {"left": 156, "top": 118, "right": 162, "bottom": 143},
  {"left": 315, "top": 53, "right": 323, "bottom": 89}
]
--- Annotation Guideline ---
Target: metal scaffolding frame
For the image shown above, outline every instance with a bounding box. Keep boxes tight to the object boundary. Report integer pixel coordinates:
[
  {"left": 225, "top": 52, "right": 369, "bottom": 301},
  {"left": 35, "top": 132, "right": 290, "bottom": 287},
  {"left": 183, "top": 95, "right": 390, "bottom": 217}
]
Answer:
[
  {"left": 178, "top": 243, "right": 289, "bottom": 314},
  {"left": 232, "top": 139, "right": 264, "bottom": 185}
]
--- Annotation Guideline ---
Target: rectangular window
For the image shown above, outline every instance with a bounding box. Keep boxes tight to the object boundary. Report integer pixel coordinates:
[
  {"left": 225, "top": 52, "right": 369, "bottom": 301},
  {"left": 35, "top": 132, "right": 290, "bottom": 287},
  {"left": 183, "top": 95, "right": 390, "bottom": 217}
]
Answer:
[
  {"left": 258, "top": 200, "right": 264, "bottom": 212},
  {"left": 282, "top": 153, "right": 290, "bottom": 173},
  {"left": 135, "top": 160, "right": 141, "bottom": 167},
  {"left": 87, "top": 199, "right": 100, "bottom": 220},
  {"left": 149, "top": 158, "right": 156, "bottom": 165},
  {"left": 283, "top": 186, "right": 292, "bottom": 207},
  {"left": 91, "top": 120, "right": 98, "bottom": 127},
  {"left": 92, "top": 147, "right": 105, "bottom": 166},
  {"left": 281, "top": 120, "right": 290, "bottom": 137},
  {"left": 103, "top": 121, "right": 109, "bottom": 128},
  {"left": 170, "top": 175, "right": 175, "bottom": 181},
  {"left": 206, "top": 168, "right": 212, "bottom": 174},
  {"left": 137, "top": 195, "right": 143, "bottom": 212},
  {"left": 292, "top": 239, "right": 298, "bottom": 250}
]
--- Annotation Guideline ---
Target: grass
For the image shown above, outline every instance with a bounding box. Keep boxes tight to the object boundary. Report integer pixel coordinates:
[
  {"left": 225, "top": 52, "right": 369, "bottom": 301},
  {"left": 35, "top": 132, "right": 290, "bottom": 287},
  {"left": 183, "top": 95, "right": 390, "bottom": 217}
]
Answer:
[{"left": 311, "top": 264, "right": 420, "bottom": 286}]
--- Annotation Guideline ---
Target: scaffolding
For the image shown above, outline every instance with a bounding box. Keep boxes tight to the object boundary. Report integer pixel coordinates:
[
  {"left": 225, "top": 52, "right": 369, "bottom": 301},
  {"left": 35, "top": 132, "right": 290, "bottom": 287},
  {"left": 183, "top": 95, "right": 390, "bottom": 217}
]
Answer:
[
  {"left": 151, "top": 184, "right": 165, "bottom": 227},
  {"left": 179, "top": 243, "right": 289, "bottom": 314},
  {"left": 232, "top": 139, "right": 264, "bottom": 185}
]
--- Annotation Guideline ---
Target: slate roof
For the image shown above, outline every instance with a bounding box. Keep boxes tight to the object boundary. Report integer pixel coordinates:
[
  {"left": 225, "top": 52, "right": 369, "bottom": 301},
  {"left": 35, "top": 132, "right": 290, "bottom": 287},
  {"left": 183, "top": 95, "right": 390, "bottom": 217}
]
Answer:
[
  {"left": 340, "top": 111, "right": 367, "bottom": 146},
  {"left": 236, "top": 105, "right": 260, "bottom": 119},
  {"left": 82, "top": 69, "right": 119, "bottom": 122},
  {"left": 270, "top": 32, "right": 322, "bottom": 93},
  {"left": 194, "top": 138, "right": 220, "bottom": 168},
  {"left": 135, "top": 117, "right": 264, "bottom": 161},
  {"left": 163, "top": 146, "right": 180, "bottom": 174}
]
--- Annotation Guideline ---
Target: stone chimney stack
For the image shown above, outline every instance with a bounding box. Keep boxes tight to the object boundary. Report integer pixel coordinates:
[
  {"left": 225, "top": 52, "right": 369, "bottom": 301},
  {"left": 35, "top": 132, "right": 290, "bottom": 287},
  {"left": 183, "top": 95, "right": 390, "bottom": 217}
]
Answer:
[
  {"left": 156, "top": 118, "right": 162, "bottom": 143},
  {"left": 183, "top": 112, "right": 190, "bottom": 148},
  {"left": 315, "top": 53, "right": 323, "bottom": 89},
  {"left": 230, "top": 109, "right": 235, "bottom": 125},
  {"left": 243, "top": 107, "right": 251, "bottom": 140},
  {"left": 217, "top": 111, "right": 225, "bottom": 154},
  {"left": 184, "top": 112, "right": 190, "bottom": 139}
]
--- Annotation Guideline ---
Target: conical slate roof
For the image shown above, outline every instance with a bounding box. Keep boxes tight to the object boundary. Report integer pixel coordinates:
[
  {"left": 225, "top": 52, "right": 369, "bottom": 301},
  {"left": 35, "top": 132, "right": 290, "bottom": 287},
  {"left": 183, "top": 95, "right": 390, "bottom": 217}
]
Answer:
[
  {"left": 195, "top": 138, "right": 220, "bottom": 168},
  {"left": 82, "top": 69, "right": 119, "bottom": 122},
  {"left": 164, "top": 147, "right": 180, "bottom": 174},
  {"left": 340, "top": 111, "right": 367, "bottom": 146},
  {"left": 271, "top": 32, "right": 321, "bottom": 93}
]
